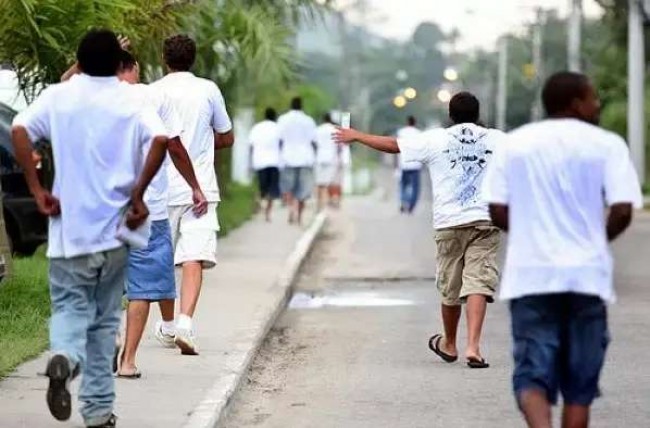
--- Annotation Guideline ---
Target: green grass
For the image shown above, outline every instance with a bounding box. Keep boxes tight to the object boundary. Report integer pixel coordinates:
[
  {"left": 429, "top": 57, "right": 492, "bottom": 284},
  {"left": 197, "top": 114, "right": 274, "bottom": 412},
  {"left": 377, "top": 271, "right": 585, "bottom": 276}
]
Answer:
[
  {"left": 0, "top": 253, "right": 49, "bottom": 377},
  {"left": 218, "top": 182, "right": 257, "bottom": 237}
]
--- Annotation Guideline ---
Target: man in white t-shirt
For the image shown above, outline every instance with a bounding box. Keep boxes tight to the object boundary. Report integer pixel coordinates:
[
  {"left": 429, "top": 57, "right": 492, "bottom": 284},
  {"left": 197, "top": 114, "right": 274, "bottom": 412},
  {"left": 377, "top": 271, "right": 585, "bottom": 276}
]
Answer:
[
  {"left": 249, "top": 107, "right": 282, "bottom": 222},
  {"left": 314, "top": 113, "right": 339, "bottom": 210},
  {"left": 336, "top": 92, "right": 505, "bottom": 369},
  {"left": 396, "top": 116, "right": 422, "bottom": 214},
  {"left": 483, "top": 72, "right": 642, "bottom": 428},
  {"left": 12, "top": 30, "right": 168, "bottom": 427},
  {"left": 278, "top": 97, "right": 317, "bottom": 225},
  {"left": 150, "top": 34, "right": 234, "bottom": 355}
]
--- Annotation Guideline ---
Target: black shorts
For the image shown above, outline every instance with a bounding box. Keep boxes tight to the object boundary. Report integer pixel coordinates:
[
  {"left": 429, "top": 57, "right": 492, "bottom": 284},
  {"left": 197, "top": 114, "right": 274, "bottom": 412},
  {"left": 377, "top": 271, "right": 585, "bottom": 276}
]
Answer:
[
  {"left": 257, "top": 167, "right": 280, "bottom": 199},
  {"left": 510, "top": 293, "right": 609, "bottom": 407}
]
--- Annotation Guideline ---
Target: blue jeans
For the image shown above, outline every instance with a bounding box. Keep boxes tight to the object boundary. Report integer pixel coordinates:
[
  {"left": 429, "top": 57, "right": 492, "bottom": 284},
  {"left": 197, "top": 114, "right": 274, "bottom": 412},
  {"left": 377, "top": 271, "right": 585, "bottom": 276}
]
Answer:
[
  {"left": 400, "top": 169, "right": 421, "bottom": 213},
  {"left": 49, "top": 247, "right": 127, "bottom": 426}
]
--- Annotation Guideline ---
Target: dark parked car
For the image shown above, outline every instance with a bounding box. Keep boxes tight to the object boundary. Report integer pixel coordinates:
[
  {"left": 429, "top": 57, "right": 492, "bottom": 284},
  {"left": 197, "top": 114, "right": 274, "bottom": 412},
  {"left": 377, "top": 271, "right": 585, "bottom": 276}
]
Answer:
[{"left": 0, "top": 102, "right": 50, "bottom": 255}]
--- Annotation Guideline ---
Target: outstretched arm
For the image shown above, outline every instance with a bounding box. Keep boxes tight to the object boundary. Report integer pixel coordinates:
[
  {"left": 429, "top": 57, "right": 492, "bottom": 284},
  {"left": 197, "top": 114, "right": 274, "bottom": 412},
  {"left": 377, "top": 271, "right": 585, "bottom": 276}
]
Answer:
[{"left": 334, "top": 127, "right": 400, "bottom": 154}]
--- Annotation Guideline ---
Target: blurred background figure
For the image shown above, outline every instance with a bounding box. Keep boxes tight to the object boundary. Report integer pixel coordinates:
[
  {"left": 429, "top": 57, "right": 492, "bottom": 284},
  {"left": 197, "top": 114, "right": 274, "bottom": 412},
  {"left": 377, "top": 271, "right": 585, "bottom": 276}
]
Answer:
[
  {"left": 249, "top": 108, "right": 282, "bottom": 222},
  {"left": 396, "top": 116, "right": 422, "bottom": 214},
  {"left": 315, "top": 113, "right": 339, "bottom": 211}
]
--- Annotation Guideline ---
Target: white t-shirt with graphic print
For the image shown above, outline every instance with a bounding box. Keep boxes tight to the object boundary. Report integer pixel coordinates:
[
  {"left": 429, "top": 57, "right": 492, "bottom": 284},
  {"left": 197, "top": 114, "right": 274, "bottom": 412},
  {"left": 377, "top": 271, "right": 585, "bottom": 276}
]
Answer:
[{"left": 397, "top": 123, "right": 506, "bottom": 230}]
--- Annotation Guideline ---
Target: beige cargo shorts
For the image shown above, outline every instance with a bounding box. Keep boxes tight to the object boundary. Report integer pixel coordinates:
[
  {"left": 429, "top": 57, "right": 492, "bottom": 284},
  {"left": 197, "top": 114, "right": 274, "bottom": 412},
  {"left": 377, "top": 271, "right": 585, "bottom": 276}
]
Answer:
[{"left": 434, "top": 221, "right": 501, "bottom": 306}]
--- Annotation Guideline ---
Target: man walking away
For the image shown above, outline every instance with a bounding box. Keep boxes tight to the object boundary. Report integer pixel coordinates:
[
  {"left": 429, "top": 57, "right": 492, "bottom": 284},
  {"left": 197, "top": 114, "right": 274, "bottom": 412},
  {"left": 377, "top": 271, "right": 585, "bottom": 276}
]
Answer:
[
  {"left": 484, "top": 72, "right": 642, "bottom": 428},
  {"left": 315, "top": 113, "right": 339, "bottom": 211},
  {"left": 249, "top": 107, "right": 282, "bottom": 222},
  {"left": 396, "top": 116, "right": 422, "bottom": 214},
  {"left": 11, "top": 29, "right": 168, "bottom": 427},
  {"left": 113, "top": 50, "right": 207, "bottom": 377},
  {"left": 336, "top": 92, "right": 505, "bottom": 368},
  {"left": 278, "top": 97, "right": 317, "bottom": 225},
  {"left": 150, "top": 34, "right": 234, "bottom": 356}
]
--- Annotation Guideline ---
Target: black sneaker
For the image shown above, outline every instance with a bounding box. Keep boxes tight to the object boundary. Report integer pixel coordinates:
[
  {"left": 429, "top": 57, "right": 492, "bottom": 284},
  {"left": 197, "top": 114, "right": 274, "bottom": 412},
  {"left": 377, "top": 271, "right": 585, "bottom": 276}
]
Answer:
[
  {"left": 45, "top": 353, "right": 73, "bottom": 421},
  {"left": 87, "top": 413, "right": 117, "bottom": 427}
]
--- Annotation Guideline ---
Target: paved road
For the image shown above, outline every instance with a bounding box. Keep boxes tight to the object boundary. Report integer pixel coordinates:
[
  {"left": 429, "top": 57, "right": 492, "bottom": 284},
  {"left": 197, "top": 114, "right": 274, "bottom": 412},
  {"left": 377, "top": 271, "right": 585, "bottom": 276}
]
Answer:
[{"left": 223, "top": 181, "right": 650, "bottom": 428}]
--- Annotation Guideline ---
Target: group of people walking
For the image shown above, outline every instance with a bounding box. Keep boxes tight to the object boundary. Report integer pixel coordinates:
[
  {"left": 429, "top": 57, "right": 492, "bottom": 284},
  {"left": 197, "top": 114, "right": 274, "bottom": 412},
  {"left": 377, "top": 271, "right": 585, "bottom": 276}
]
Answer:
[
  {"left": 336, "top": 72, "right": 642, "bottom": 428},
  {"left": 248, "top": 99, "right": 351, "bottom": 224},
  {"left": 12, "top": 30, "right": 233, "bottom": 427}
]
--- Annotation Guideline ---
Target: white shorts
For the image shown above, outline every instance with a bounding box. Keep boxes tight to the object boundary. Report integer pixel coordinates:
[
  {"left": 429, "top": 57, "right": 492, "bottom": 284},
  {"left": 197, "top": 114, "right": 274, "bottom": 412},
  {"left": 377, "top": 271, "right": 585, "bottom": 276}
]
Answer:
[
  {"left": 315, "top": 163, "right": 338, "bottom": 186},
  {"left": 168, "top": 203, "right": 219, "bottom": 269}
]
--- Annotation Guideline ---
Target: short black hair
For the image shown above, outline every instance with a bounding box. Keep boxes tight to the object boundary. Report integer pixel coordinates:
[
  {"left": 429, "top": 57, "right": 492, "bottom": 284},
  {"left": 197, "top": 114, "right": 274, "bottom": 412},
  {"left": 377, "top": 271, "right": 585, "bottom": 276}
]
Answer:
[
  {"left": 76, "top": 29, "right": 122, "bottom": 77},
  {"left": 265, "top": 107, "right": 277, "bottom": 121},
  {"left": 449, "top": 92, "right": 480, "bottom": 124},
  {"left": 119, "top": 49, "right": 137, "bottom": 71},
  {"left": 407, "top": 115, "right": 416, "bottom": 126},
  {"left": 542, "top": 72, "right": 591, "bottom": 116},
  {"left": 291, "top": 97, "right": 302, "bottom": 110},
  {"left": 163, "top": 34, "right": 196, "bottom": 71}
]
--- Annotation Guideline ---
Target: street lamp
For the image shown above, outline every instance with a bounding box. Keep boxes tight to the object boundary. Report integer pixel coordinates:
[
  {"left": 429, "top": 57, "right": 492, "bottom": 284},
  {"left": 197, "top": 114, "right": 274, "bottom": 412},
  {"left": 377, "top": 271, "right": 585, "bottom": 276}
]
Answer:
[
  {"left": 404, "top": 87, "right": 417, "bottom": 100},
  {"left": 444, "top": 67, "right": 459, "bottom": 82},
  {"left": 393, "top": 95, "right": 407, "bottom": 109},
  {"left": 437, "top": 89, "right": 452, "bottom": 103}
]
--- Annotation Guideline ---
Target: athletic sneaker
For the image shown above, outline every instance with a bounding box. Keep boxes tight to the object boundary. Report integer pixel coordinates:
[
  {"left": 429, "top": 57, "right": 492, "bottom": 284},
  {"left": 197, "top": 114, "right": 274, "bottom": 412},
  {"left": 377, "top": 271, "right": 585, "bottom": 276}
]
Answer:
[
  {"left": 174, "top": 328, "right": 199, "bottom": 355},
  {"left": 154, "top": 321, "right": 176, "bottom": 349},
  {"left": 87, "top": 413, "right": 117, "bottom": 427},
  {"left": 45, "top": 353, "right": 76, "bottom": 421}
]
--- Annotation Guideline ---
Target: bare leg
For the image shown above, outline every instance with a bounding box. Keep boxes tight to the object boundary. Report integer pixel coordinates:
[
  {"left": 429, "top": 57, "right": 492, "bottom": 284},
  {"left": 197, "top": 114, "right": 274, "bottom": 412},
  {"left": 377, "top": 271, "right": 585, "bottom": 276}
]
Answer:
[
  {"left": 562, "top": 405, "right": 589, "bottom": 428},
  {"left": 288, "top": 194, "right": 297, "bottom": 224},
  {"left": 297, "top": 200, "right": 306, "bottom": 226},
  {"left": 440, "top": 304, "right": 461, "bottom": 356},
  {"left": 519, "top": 389, "right": 553, "bottom": 428},
  {"left": 158, "top": 299, "right": 175, "bottom": 322},
  {"left": 317, "top": 186, "right": 327, "bottom": 212},
  {"left": 180, "top": 261, "right": 203, "bottom": 317},
  {"left": 465, "top": 294, "right": 488, "bottom": 360},
  {"left": 264, "top": 198, "right": 273, "bottom": 222},
  {"left": 119, "top": 300, "right": 150, "bottom": 373}
]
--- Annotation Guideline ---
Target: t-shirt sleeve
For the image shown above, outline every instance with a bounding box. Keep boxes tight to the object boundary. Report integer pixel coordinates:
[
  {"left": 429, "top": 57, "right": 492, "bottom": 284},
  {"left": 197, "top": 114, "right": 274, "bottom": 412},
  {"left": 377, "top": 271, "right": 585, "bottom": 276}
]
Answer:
[
  {"left": 210, "top": 84, "right": 233, "bottom": 134},
  {"left": 482, "top": 137, "right": 509, "bottom": 205},
  {"left": 604, "top": 136, "right": 643, "bottom": 208},
  {"left": 397, "top": 130, "right": 436, "bottom": 164},
  {"left": 12, "top": 88, "right": 54, "bottom": 142}
]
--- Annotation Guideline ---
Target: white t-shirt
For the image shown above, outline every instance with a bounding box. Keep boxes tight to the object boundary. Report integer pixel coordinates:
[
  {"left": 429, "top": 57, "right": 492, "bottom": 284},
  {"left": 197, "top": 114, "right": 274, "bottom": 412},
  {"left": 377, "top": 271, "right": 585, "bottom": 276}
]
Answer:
[
  {"left": 13, "top": 74, "right": 166, "bottom": 258},
  {"left": 278, "top": 110, "right": 317, "bottom": 167},
  {"left": 482, "top": 119, "right": 643, "bottom": 303},
  {"left": 396, "top": 126, "right": 422, "bottom": 171},
  {"left": 249, "top": 120, "right": 281, "bottom": 170},
  {"left": 150, "top": 72, "right": 232, "bottom": 206},
  {"left": 398, "top": 123, "right": 505, "bottom": 229},
  {"left": 315, "top": 123, "right": 338, "bottom": 165},
  {"left": 131, "top": 84, "right": 183, "bottom": 221}
]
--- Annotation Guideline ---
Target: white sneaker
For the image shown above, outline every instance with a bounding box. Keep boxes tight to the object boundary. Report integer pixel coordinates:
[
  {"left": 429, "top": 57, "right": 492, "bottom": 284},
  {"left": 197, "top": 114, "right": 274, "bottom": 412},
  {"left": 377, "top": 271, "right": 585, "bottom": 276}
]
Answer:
[
  {"left": 174, "top": 328, "right": 199, "bottom": 355},
  {"left": 154, "top": 321, "right": 176, "bottom": 349}
]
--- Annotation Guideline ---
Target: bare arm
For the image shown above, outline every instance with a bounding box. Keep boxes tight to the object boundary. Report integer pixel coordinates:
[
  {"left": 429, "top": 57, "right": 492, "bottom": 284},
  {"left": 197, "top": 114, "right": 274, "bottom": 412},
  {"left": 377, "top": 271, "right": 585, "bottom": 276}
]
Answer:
[
  {"left": 489, "top": 204, "right": 509, "bottom": 232},
  {"left": 215, "top": 130, "right": 234, "bottom": 150},
  {"left": 168, "top": 136, "right": 208, "bottom": 216},
  {"left": 11, "top": 126, "right": 60, "bottom": 215},
  {"left": 607, "top": 203, "right": 633, "bottom": 241},
  {"left": 334, "top": 127, "right": 400, "bottom": 154},
  {"left": 61, "top": 62, "right": 80, "bottom": 82}
]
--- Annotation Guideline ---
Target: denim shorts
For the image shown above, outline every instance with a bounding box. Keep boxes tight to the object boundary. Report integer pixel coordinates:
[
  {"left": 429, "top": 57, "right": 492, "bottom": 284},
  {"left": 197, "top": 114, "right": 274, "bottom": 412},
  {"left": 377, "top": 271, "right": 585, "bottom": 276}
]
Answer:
[
  {"left": 281, "top": 167, "right": 313, "bottom": 201},
  {"left": 510, "top": 293, "right": 609, "bottom": 407},
  {"left": 126, "top": 219, "right": 176, "bottom": 301}
]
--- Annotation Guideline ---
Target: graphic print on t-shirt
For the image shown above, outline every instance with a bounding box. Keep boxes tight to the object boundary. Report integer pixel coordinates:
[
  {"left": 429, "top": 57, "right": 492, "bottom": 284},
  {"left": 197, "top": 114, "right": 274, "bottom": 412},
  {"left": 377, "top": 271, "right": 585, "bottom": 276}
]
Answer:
[{"left": 444, "top": 126, "right": 493, "bottom": 206}]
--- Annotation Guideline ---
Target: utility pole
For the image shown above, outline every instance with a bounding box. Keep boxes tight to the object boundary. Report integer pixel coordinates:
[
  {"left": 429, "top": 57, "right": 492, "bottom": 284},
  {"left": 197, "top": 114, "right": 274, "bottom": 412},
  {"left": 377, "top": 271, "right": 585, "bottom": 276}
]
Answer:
[
  {"left": 628, "top": 0, "right": 646, "bottom": 182},
  {"left": 531, "top": 8, "right": 545, "bottom": 122},
  {"left": 567, "top": 0, "right": 582, "bottom": 72},
  {"left": 496, "top": 36, "right": 508, "bottom": 131}
]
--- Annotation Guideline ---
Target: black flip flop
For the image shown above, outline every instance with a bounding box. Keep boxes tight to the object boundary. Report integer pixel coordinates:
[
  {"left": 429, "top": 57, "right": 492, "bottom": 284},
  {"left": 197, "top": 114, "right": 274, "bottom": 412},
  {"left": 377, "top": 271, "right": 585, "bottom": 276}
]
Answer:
[
  {"left": 428, "top": 334, "right": 458, "bottom": 363},
  {"left": 116, "top": 367, "right": 142, "bottom": 379},
  {"left": 467, "top": 357, "right": 490, "bottom": 369}
]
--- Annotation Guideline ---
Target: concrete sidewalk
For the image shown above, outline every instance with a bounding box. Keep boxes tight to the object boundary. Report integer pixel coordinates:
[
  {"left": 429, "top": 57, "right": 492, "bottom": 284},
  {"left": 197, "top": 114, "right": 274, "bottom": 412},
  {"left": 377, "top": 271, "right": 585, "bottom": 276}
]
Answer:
[{"left": 0, "top": 206, "right": 326, "bottom": 428}]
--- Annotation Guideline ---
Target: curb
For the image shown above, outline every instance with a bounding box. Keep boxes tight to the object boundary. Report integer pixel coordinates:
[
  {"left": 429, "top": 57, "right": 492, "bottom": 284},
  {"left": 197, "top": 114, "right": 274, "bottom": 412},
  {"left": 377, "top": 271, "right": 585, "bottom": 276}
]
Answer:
[{"left": 182, "top": 211, "right": 328, "bottom": 428}]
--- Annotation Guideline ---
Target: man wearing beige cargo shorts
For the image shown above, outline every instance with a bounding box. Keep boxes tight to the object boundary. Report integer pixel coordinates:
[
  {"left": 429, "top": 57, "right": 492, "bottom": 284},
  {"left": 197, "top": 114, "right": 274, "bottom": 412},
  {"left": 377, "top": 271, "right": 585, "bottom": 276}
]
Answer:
[{"left": 335, "top": 92, "right": 504, "bottom": 368}]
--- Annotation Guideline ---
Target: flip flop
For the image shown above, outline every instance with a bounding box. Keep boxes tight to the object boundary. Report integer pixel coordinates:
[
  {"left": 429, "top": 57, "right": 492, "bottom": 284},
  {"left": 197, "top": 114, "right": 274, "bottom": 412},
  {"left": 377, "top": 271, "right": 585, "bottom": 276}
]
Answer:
[
  {"left": 428, "top": 334, "right": 458, "bottom": 363},
  {"left": 116, "top": 367, "right": 142, "bottom": 379},
  {"left": 466, "top": 357, "right": 490, "bottom": 369}
]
